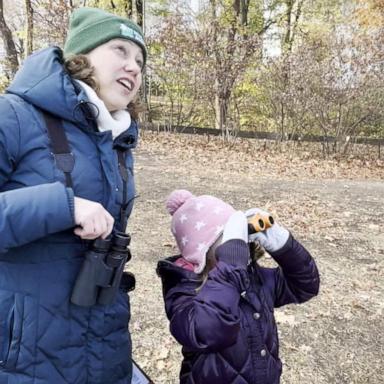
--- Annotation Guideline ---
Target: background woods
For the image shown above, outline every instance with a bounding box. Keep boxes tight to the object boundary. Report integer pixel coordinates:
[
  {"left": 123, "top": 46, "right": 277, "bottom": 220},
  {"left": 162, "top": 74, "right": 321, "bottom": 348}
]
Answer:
[
  {"left": 1, "top": 0, "right": 384, "bottom": 155},
  {"left": 0, "top": 2, "right": 383, "bottom": 383}
]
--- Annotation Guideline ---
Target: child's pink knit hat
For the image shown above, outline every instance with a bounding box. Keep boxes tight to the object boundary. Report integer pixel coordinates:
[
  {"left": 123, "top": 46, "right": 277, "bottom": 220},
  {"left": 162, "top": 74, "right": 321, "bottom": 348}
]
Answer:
[{"left": 166, "top": 189, "right": 235, "bottom": 273}]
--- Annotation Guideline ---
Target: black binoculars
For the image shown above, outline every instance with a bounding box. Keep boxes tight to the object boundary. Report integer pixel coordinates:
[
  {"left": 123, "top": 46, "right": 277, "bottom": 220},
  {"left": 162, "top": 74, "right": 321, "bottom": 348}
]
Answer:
[{"left": 71, "top": 232, "right": 132, "bottom": 307}]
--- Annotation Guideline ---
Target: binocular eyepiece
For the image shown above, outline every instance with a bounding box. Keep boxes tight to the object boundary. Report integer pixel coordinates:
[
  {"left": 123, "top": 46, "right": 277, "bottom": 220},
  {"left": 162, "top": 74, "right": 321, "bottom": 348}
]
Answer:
[
  {"left": 71, "top": 232, "right": 132, "bottom": 307},
  {"left": 247, "top": 214, "right": 275, "bottom": 234}
]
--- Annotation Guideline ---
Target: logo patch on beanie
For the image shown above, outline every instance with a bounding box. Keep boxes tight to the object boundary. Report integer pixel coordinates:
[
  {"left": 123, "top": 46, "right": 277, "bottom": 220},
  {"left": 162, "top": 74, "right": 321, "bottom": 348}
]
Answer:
[{"left": 120, "top": 24, "right": 145, "bottom": 45}]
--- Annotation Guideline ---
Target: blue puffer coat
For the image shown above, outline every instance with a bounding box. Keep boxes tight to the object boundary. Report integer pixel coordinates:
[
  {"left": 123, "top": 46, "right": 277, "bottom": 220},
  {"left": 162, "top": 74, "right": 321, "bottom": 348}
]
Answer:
[
  {"left": 157, "top": 236, "right": 320, "bottom": 383},
  {"left": 0, "top": 47, "right": 137, "bottom": 383}
]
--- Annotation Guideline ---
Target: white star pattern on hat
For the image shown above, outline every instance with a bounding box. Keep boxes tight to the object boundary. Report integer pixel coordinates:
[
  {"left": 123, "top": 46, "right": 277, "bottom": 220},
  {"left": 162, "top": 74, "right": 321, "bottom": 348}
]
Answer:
[
  {"left": 215, "top": 225, "right": 224, "bottom": 235},
  {"left": 167, "top": 190, "right": 235, "bottom": 273},
  {"left": 181, "top": 236, "right": 189, "bottom": 246},
  {"left": 195, "top": 202, "right": 204, "bottom": 211},
  {"left": 197, "top": 243, "right": 208, "bottom": 252},
  {"left": 195, "top": 221, "right": 206, "bottom": 231},
  {"left": 180, "top": 214, "right": 188, "bottom": 223},
  {"left": 214, "top": 206, "right": 224, "bottom": 214}
]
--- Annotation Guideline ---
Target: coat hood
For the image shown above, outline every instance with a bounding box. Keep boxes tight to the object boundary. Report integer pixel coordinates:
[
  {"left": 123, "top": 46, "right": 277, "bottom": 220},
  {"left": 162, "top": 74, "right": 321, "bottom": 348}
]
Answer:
[
  {"left": 157, "top": 256, "right": 201, "bottom": 297},
  {"left": 6, "top": 46, "right": 139, "bottom": 148},
  {"left": 7, "top": 46, "right": 92, "bottom": 129}
]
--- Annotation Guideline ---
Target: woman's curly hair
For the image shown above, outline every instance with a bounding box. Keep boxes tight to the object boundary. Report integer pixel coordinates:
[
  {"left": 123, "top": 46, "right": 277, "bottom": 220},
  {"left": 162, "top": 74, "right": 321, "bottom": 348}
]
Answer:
[{"left": 64, "top": 54, "right": 144, "bottom": 120}]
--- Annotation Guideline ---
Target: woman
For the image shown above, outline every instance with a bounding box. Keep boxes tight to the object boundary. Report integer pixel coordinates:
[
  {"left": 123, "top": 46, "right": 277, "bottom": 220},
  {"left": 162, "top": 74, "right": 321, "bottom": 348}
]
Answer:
[{"left": 0, "top": 7, "right": 146, "bottom": 384}]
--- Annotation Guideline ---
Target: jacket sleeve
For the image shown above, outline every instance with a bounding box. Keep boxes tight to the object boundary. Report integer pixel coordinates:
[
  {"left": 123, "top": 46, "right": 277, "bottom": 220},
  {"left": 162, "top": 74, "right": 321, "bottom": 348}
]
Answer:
[
  {"left": 164, "top": 240, "right": 250, "bottom": 353},
  {"left": 268, "top": 234, "right": 320, "bottom": 307},
  {"left": 0, "top": 97, "right": 75, "bottom": 253}
]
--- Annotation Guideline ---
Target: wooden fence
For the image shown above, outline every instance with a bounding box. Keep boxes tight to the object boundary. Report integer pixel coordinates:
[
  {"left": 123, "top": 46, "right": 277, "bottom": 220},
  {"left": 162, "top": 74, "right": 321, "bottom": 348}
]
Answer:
[{"left": 142, "top": 123, "right": 384, "bottom": 158}]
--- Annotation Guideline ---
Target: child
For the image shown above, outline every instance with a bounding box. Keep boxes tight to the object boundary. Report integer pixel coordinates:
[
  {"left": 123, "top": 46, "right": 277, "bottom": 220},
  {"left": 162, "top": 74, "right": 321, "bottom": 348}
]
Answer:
[{"left": 157, "top": 189, "right": 320, "bottom": 384}]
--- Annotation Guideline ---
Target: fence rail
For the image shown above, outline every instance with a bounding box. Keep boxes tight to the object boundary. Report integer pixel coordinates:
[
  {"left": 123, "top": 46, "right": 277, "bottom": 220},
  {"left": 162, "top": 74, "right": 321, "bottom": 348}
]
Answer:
[{"left": 142, "top": 123, "right": 384, "bottom": 146}]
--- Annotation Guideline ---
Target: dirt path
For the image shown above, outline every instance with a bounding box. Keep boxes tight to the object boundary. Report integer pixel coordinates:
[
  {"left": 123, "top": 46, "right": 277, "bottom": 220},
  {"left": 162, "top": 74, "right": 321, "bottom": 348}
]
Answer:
[{"left": 127, "top": 132, "right": 384, "bottom": 384}]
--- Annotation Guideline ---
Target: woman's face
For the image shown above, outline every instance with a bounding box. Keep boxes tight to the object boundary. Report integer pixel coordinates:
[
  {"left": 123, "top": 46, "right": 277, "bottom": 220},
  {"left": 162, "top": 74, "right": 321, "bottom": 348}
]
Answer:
[{"left": 85, "top": 39, "right": 144, "bottom": 112}]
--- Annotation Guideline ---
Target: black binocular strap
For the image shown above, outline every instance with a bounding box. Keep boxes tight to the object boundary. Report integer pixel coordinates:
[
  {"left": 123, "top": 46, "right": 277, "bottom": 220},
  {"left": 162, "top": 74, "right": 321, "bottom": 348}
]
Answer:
[
  {"left": 42, "top": 112, "right": 74, "bottom": 188},
  {"left": 43, "top": 110, "right": 130, "bottom": 225},
  {"left": 117, "top": 150, "right": 129, "bottom": 225}
]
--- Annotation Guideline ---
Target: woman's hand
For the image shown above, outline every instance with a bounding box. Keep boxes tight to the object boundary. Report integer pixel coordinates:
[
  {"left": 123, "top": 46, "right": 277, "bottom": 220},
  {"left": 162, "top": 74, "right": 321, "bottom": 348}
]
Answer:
[{"left": 73, "top": 197, "right": 114, "bottom": 239}]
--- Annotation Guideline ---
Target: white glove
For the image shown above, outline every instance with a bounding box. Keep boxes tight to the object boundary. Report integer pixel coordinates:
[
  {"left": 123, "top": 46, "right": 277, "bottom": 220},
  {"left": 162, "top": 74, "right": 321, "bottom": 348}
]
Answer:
[
  {"left": 222, "top": 211, "right": 248, "bottom": 243},
  {"left": 245, "top": 208, "right": 289, "bottom": 252}
]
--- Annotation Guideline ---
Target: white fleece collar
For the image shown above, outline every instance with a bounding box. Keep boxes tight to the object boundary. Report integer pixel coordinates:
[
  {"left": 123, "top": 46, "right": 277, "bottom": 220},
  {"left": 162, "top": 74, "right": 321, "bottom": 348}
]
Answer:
[{"left": 75, "top": 80, "right": 131, "bottom": 139}]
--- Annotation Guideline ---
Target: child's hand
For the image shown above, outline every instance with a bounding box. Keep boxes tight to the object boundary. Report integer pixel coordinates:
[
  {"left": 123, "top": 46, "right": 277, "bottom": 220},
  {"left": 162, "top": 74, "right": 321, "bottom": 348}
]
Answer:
[
  {"left": 245, "top": 208, "right": 289, "bottom": 252},
  {"left": 215, "top": 211, "right": 250, "bottom": 267},
  {"left": 222, "top": 211, "right": 248, "bottom": 243}
]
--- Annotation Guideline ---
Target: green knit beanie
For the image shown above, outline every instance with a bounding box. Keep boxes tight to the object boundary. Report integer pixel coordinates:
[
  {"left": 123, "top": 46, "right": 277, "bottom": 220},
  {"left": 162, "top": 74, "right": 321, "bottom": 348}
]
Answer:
[{"left": 64, "top": 7, "right": 147, "bottom": 66}]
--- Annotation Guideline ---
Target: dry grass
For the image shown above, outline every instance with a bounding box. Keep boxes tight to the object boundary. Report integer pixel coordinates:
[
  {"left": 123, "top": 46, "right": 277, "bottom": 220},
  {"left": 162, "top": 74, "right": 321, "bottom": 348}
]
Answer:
[{"left": 127, "top": 131, "right": 384, "bottom": 384}]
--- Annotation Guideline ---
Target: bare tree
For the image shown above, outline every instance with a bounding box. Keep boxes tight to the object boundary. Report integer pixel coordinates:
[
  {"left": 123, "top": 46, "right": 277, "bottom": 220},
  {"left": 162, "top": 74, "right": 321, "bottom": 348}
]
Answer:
[
  {"left": 207, "top": 0, "right": 270, "bottom": 136},
  {"left": 33, "top": 0, "right": 73, "bottom": 48},
  {"left": 240, "top": 0, "right": 250, "bottom": 25},
  {"left": 283, "top": 0, "right": 305, "bottom": 53},
  {"left": 25, "top": 0, "right": 33, "bottom": 56},
  {"left": 135, "top": 0, "right": 143, "bottom": 27},
  {"left": 125, "top": 0, "right": 133, "bottom": 18},
  {"left": 257, "top": 26, "right": 384, "bottom": 155},
  {"left": 0, "top": 0, "right": 19, "bottom": 76},
  {"left": 147, "top": 13, "right": 203, "bottom": 127}
]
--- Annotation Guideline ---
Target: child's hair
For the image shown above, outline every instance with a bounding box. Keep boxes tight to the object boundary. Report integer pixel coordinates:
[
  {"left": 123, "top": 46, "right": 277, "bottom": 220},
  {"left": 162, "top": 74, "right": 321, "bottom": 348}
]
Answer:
[
  {"left": 196, "top": 238, "right": 266, "bottom": 291},
  {"left": 249, "top": 241, "right": 266, "bottom": 263},
  {"left": 196, "top": 250, "right": 218, "bottom": 291}
]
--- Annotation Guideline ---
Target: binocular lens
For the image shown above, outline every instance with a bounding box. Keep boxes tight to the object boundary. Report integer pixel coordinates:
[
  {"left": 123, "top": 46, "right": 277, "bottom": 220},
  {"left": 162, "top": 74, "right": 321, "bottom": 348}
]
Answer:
[
  {"left": 113, "top": 232, "right": 131, "bottom": 249},
  {"left": 92, "top": 238, "right": 111, "bottom": 251},
  {"left": 257, "top": 218, "right": 265, "bottom": 230},
  {"left": 248, "top": 213, "right": 275, "bottom": 234}
]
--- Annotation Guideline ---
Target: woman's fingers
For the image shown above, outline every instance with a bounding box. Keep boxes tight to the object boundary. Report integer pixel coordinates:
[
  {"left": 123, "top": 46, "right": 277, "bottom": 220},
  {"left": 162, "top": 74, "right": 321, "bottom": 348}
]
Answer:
[
  {"left": 102, "top": 214, "right": 115, "bottom": 239},
  {"left": 99, "top": 214, "right": 115, "bottom": 239},
  {"left": 73, "top": 196, "right": 115, "bottom": 239}
]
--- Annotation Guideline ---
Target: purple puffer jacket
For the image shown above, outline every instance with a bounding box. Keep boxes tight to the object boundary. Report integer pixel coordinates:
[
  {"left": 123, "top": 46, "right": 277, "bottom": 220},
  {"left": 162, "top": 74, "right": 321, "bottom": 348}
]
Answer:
[{"left": 157, "top": 235, "right": 320, "bottom": 384}]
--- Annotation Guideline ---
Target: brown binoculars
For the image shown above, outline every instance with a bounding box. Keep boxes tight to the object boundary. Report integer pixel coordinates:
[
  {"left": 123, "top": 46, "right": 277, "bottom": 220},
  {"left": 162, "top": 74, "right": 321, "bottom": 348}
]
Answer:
[{"left": 247, "top": 213, "right": 274, "bottom": 234}]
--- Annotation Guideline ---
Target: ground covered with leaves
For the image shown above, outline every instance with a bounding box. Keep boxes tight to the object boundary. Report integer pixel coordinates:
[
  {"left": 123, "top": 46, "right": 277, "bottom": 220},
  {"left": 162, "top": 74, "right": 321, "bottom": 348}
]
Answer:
[{"left": 127, "top": 131, "right": 384, "bottom": 384}]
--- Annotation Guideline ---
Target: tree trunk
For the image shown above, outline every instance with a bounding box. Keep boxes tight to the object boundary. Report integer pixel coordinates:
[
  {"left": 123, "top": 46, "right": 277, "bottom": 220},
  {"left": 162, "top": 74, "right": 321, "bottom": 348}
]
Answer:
[
  {"left": 284, "top": 0, "right": 293, "bottom": 51},
  {"left": 215, "top": 96, "right": 228, "bottom": 134},
  {"left": 0, "top": 0, "right": 19, "bottom": 76},
  {"left": 214, "top": 83, "right": 230, "bottom": 137},
  {"left": 125, "top": 0, "right": 133, "bottom": 18},
  {"left": 25, "top": 0, "right": 34, "bottom": 56},
  {"left": 280, "top": 101, "right": 285, "bottom": 140},
  {"left": 135, "top": 0, "right": 143, "bottom": 27},
  {"left": 240, "top": 0, "right": 250, "bottom": 26},
  {"left": 283, "top": 0, "right": 304, "bottom": 53}
]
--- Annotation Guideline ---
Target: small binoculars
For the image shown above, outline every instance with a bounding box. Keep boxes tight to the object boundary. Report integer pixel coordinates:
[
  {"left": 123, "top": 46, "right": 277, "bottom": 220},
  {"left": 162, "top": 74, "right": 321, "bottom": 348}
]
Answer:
[
  {"left": 71, "top": 232, "right": 132, "bottom": 307},
  {"left": 247, "top": 213, "right": 275, "bottom": 234}
]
